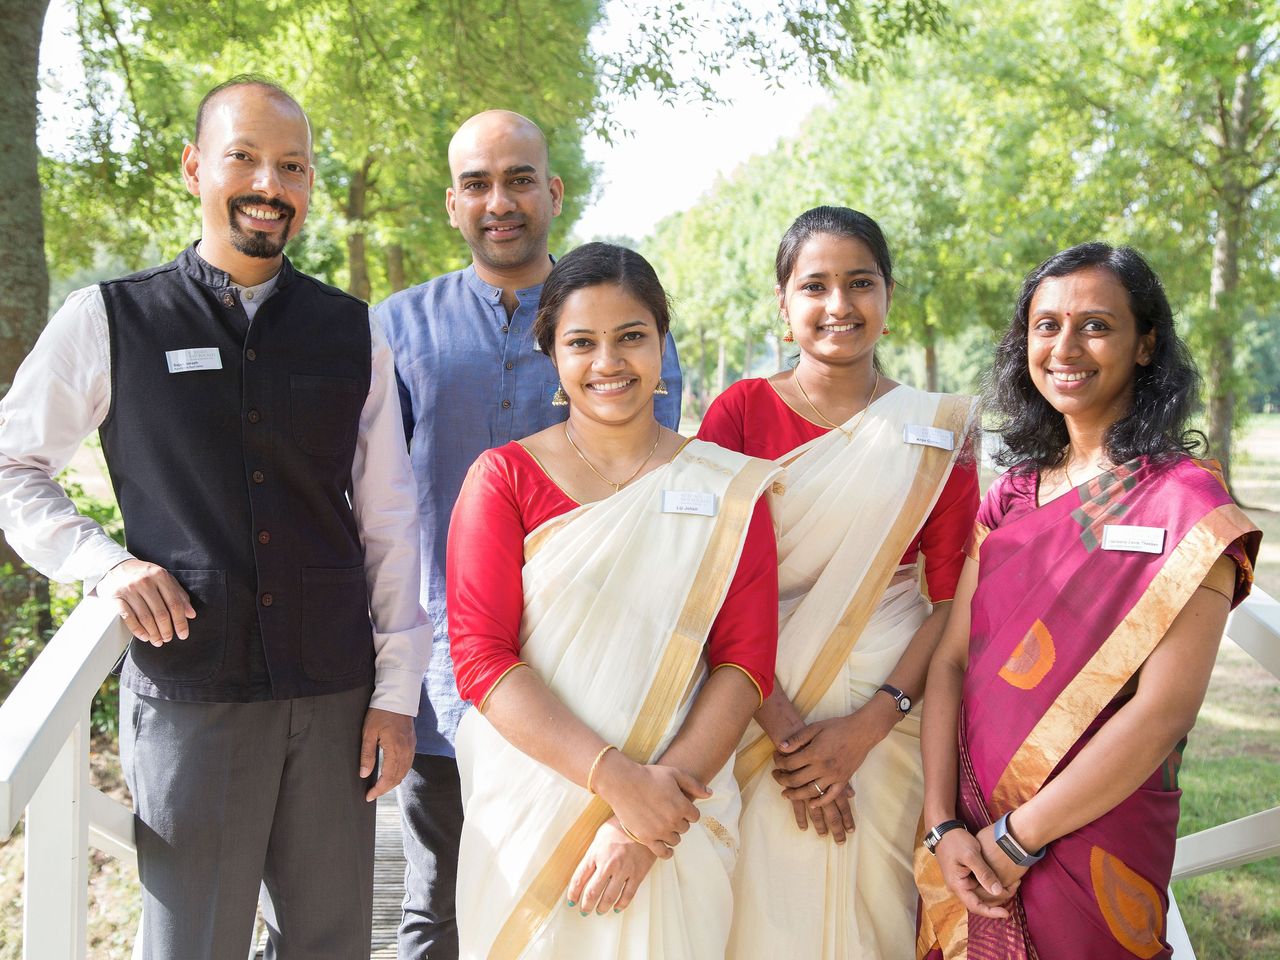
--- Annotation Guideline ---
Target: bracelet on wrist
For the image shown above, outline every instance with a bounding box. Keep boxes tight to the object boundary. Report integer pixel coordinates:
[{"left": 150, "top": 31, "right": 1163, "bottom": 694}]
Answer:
[
  {"left": 923, "top": 818, "right": 967, "bottom": 854},
  {"left": 586, "top": 744, "right": 619, "bottom": 795}
]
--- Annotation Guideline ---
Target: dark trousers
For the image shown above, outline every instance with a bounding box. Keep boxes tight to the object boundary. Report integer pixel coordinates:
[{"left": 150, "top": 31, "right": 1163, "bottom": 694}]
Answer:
[
  {"left": 396, "top": 753, "right": 464, "bottom": 959},
  {"left": 121, "top": 684, "right": 376, "bottom": 960}
]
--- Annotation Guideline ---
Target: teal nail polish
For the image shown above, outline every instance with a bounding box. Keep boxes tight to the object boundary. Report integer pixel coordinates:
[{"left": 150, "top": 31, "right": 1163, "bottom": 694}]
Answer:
[
  {"left": 613, "top": 908, "right": 621, "bottom": 914},
  {"left": 580, "top": 910, "right": 588, "bottom": 917},
  {"left": 566, "top": 900, "right": 575, "bottom": 907}
]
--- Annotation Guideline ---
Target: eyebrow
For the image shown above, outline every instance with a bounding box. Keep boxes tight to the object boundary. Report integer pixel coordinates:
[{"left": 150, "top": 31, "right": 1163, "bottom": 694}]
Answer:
[
  {"left": 1038, "top": 307, "right": 1118, "bottom": 317},
  {"left": 228, "top": 140, "right": 308, "bottom": 159},
  {"left": 457, "top": 164, "right": 539, "bottom": 181},
  {"left": 562, "top": 320, "right": 648, "bottom": 335},
  {"left": 800, "top": 268, "right": 880, "bottom": 280}
]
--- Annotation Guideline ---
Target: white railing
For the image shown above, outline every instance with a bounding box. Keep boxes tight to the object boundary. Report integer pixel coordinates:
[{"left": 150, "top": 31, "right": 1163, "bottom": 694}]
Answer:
[
  {"left": 0, "top": 597, "right": 134, "bottom": 960},
  {"left": 1, "top": 590, "right": 1277, "bottom": 958},
  {"left": 1166, "top": 586, "right": 1280, "bottom": 959}
]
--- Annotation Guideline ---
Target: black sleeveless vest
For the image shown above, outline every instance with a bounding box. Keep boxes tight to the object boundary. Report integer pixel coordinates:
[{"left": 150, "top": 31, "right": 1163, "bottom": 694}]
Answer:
[{"left": 99, "top": 244, "right": 375, "bottom": 701}]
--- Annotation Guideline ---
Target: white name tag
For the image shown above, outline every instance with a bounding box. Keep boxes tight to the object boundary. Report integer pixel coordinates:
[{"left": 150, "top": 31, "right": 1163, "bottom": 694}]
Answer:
[
  {"left": 1101, "top": 525, "right": 1166, "bottom": 554},
  {"left": 165, "top": 348, "right": 223, "bottom": 373},
  {"left": 662, "top": 490, "right": 718, "bottom": 517},
  {"left": 903, "top": 424, "right": 955, "bottom": 450}
]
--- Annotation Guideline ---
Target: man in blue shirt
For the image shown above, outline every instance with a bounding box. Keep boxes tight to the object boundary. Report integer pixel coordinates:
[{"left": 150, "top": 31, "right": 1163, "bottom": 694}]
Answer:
[{"left": 376, "top": 110, "right": 682, "bottom": 959}]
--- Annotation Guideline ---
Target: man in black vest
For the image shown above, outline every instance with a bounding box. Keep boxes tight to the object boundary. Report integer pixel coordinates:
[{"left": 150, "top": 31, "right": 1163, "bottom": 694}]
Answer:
[{"left": 0, "top": 77, "right": 429, "bottom": 958}]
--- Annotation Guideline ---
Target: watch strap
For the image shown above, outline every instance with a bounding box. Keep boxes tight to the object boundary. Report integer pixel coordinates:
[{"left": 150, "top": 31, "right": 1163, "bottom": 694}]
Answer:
[
  {"left": 993, "top": 811, "right": 1046, "bottom": 866},
  {"left": 923, "top": 818, "right": 967, "bottom": 854},
  {"left": 877, "top": 683, "right": 912, "bottom": 716}
]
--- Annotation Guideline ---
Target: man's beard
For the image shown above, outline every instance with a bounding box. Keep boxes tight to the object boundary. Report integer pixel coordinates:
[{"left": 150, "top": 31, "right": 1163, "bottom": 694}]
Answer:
[{"left": 227, "top": 194, "right": 295, "bottom": 259}]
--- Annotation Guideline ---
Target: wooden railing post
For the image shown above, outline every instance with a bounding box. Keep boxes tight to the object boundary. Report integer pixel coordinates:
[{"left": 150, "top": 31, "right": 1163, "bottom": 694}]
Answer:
[{"left": 22, "top": 707, "right": 89, "bottom": 959}]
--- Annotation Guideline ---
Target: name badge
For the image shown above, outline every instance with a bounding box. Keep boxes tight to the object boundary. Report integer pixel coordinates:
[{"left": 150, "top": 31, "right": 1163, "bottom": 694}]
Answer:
[
  {"left": 903, "top": 424, "right": 954, "bottom": 450},
  {"left": 662, "top": 490, "right": 717, "bottom": 517},
  {"left": 165, "top": 348, "right": 223, "bottom": 373},
  {"left": 1101, "top": 525, "right": 1166, "bottom": 554}
]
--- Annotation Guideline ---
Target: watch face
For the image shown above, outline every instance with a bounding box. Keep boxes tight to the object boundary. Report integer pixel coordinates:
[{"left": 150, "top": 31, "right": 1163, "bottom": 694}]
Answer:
[{"left": 899, "top": 696, "right": 912, "bottom": 712}]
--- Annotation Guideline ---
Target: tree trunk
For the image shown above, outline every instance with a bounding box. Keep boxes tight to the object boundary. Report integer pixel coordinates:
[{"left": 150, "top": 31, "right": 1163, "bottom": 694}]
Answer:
[
  {"left": 742, "top": 334, "right": 754, "bottom": 380},
  {"left": 1205, "top": 202, "right": 1242, "bottom": 486},
  {"left": 386, "top": 243, "right": 406, "bottom": 293},
  {"left": 697, "top": 328, "right": 711, "bottom": 415},
  {"left": 345, "top": 159, "right": 372, "bottom": 301},
  {"left": 0, "top": 0, "right": 51, "bottom": 397},
  {"left": 924, "top": 330, "right": 939, "bottom": 393},
  {"left": 715, "top": 337, "right": 727, "bottom": 394},
  {"left": 0, "top": 0, "right": 52, "bottom": 582},
  {"left": 774, "top": 333, "right": 784, "bottom": 372}
]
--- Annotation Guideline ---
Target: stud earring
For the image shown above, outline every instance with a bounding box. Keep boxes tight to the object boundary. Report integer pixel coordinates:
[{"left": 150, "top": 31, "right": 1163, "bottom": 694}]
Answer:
[
  {"left": 551, "top": 383, "right": 569, "bottom": 406},
  {"left": 782, "top": 327, "right": 795, "bottom": 343},
  {"left": 881, "top": 327, "right": 891, "bottom": 336},
  {"left": 653, "top": 378, "right": 669, "bottom": 396}
]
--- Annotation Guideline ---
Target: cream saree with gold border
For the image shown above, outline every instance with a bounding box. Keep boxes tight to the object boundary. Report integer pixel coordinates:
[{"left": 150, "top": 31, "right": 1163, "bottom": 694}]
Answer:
[
  {"left": 455, "top": 440, "right": 781, "bottom": 960},
  {"left": 730, "top": 386, "right": 977, "bottom": 960}
]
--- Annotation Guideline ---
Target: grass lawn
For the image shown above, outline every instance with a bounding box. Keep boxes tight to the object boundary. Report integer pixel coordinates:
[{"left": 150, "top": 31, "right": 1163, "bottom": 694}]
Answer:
[{"left": 1, "top": 419, "right": 1277, "bottom": 958}]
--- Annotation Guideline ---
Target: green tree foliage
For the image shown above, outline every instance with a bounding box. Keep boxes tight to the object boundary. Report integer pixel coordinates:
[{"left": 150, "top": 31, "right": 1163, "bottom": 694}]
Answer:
[{"left": 647, "top": 1, "right": 1279, "bottom": 484}]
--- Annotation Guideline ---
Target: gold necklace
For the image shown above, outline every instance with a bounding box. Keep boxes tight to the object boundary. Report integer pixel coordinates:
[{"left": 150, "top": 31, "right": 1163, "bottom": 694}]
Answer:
[
  {"left": 794, "top": 369, "right": 880, "bottom": 442},
  {"left": 564, "top": 423, "right": 663, "bottom": 493}
]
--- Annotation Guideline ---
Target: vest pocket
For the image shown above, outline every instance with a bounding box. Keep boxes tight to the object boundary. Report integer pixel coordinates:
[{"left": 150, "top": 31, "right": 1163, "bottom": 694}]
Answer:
[
  {"left": 290, "top": 374, "right": 364, "bottom": 457},
  {"left": 300, "top": 565, "right": 374, "bottom": 681},
  {"left": 127, "top": 568, "right": 227, "bottom": 684}
]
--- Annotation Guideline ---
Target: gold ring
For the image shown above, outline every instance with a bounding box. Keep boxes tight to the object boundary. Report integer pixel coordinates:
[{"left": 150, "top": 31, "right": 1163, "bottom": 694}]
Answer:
[{"left": 812, "top": 781, "right": 825, "bottom": 798}]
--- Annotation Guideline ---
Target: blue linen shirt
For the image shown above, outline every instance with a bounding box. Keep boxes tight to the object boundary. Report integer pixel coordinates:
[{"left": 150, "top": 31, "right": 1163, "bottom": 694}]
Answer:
[{"left": 376, "top": 263, "right": 683, "bottom": 756}]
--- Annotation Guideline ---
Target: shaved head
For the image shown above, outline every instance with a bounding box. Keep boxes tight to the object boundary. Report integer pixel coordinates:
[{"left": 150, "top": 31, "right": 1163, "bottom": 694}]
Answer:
[
  {"left": 195, "top": 76, "right": 312, "bottom": 158},
  {"left": 448, "top": 110, "right": 549, "bottom": 180}
]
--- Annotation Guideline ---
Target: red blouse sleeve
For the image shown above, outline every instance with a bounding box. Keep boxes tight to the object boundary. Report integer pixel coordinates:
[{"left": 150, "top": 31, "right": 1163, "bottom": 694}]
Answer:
[
  {"left": 919, "top": 455, "right": 981, "bottom": 602},
  {"left": 696, "top": 384, "right": 747, "bottom": 453},
  {"left": 705, "top": 497, "right": 779, "bottom": 702},
  {"left": 447, "top": 452, "right": 528, "bottom": 707}
]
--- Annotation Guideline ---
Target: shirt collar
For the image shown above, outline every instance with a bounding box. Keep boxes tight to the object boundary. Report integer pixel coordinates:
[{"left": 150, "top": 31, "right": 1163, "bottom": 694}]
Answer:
[
  {"left": 178, "top": 241, "right": 296, "bottom": 291},
  {"left": 462, "top": 259, "right": 553, "bottom": 305}
]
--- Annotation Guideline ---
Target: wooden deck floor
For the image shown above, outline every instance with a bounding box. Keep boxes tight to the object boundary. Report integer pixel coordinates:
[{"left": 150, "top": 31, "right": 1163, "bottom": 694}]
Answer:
[{"left": 254, "top": 792, "right": 406, "bottom": 958}]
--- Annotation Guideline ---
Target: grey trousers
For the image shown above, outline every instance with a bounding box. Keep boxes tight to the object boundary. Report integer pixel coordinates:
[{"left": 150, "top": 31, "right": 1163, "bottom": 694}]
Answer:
[
  {"left": 121, "top": 683, "right": 376, "bottom": 960},
  {"left": 396, "top": 754, "right": 463, "bottom": 959}
]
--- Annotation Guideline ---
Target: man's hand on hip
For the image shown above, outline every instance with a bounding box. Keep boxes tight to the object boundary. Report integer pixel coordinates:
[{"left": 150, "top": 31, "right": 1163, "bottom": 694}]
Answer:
[
  {"left": 360, "top": 707, "right": 416, "bottom": 801},
  {"left": 98, "top": 558, "right": 196, "bottom": 646}
]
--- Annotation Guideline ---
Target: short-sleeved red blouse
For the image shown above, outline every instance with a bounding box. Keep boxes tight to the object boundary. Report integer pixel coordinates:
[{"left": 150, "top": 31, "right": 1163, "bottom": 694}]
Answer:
[
  {"left": 697, "top": 378, "right": 979, "bottom": 602},
  {"left": 446, "top": 441, "right": 779, "bottom": 709}
]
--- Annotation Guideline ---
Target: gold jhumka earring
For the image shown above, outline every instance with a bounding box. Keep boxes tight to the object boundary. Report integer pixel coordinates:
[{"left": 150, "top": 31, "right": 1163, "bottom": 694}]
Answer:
[
  {"left": 653, "top": 378, "right": 669, "bottom": 396},
  {"left": 551, "top": 383, "right": 569, "bottom": 406}
]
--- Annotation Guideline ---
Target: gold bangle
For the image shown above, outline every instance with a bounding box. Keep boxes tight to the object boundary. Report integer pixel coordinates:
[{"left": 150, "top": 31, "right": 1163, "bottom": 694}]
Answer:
[
  {"left": 618, "top": 821, "right": 644, "bottom": 845},
  {"left": 586, "top": 744, "right": 619, "bottom": 795}
]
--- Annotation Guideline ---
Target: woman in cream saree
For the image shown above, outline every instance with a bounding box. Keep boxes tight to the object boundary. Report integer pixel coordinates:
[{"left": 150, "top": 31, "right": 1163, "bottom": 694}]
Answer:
[
  {"left": 447, "top": 243, "right": 781, "bottom": 960},
  {"left": 698, "top": 207, "right": 979, "bottom": 958}
]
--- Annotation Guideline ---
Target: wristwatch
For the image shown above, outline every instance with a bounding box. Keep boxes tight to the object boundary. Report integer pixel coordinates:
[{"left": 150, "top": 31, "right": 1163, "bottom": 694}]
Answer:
[
  {"left": 923, "top": 819, "right": 967, "bottom": 855},
  {"left": 993, "top": 811, "right": 1046, "bottom": 866},
  {"left": 876, "top": 683, "right": 912, "bottom": 718}
]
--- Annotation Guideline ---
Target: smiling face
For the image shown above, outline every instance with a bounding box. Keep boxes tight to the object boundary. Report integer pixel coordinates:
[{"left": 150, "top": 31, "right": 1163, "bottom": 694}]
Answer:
[
  {"left": 446, "top": 112, "right": 564, "bottom": 280},
  {"left": 779, "top": 232, "right": 893, "bottom": 367},
  {"left": 552, "top": 283, "right": 664, "bottom": 426},
  {"left": 182, "top": 85, "right": 313, "bottom": 273},
  {"left": 1026, "top": 266, "right": 1156, "bottom": 432}
]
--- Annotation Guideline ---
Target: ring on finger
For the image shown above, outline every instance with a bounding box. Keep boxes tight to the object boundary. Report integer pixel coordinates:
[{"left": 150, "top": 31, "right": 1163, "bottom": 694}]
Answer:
[{"left": 811, "top": 781, "right": 825, "bottom": 798}]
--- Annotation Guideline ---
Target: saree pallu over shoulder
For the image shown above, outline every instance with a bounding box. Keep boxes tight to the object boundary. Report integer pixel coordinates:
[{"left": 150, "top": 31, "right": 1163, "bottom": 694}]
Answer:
[
  {"left": 730, "top": 387, "right": 977, "bottom": 960},
  {"left": 735, "top": 387, "right": 977, "bottom": 785},
  {"left": 917, "top": 456, "right": 1261, "bottom": 960},
  {"left": 455, "top": 441, "right": 781, "bottom": 960}
]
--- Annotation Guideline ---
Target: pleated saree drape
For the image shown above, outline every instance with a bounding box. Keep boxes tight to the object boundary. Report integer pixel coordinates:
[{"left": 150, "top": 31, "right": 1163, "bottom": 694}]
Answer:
[{"left": 730, "top": 386, "right": 977, "bottom": 960}]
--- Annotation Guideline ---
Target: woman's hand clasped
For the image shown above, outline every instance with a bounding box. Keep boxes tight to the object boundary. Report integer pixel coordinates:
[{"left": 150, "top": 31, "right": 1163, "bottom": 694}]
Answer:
[
  {"left": 771, "top": 706, "right": 895, "bottom": 835},
  {"left": 934, "top": 827, "right": 1019, "bottom": 919},
  {"left": 592, "top": 751, "right": 709, "bottom": 859},
  {"left": 567, "top": 817, "right": 657, "bottom": 916}
]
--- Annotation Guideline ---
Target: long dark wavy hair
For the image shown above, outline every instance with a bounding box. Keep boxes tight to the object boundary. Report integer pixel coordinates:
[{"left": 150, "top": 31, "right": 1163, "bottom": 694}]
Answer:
[{"left": 987, "top": 242, "right": 1204, "bottom": 470}]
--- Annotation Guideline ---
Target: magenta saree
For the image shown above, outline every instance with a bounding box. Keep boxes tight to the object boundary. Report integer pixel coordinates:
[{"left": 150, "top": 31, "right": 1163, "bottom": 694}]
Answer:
[{"left": 916, "top": 456, "right": 1260, "bottom": 960}]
